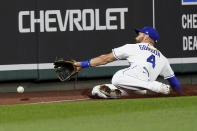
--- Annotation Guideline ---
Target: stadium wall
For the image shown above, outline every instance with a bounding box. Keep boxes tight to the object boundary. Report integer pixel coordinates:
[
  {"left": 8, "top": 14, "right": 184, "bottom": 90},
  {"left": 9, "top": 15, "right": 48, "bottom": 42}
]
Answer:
[{"left": 0, "top": 0, "right": 196, "bottom": 81}]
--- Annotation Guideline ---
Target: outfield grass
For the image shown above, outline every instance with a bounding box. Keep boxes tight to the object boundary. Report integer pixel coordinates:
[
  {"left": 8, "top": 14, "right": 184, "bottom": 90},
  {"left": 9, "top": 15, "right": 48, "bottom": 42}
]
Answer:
[{"left": 0, "top": 96, "right": 197, "bottom": 131}]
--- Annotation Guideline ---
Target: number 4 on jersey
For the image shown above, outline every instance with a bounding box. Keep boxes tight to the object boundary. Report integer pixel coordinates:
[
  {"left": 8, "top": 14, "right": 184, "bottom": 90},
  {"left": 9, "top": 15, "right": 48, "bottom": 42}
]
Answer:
[{"left": 147, "top": 54, "right": 155, "bottom": 68}]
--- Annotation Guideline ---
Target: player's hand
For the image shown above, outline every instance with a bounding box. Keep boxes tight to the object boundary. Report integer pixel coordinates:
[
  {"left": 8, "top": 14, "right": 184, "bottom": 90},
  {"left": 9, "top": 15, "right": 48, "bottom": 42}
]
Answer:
[{"left": 74, "top": 62, "right": 82, "bottom": 72}]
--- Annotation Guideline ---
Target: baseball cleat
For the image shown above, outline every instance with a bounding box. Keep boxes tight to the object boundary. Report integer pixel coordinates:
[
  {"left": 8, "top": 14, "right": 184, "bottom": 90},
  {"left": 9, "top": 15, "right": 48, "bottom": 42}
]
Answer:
[
  {"left": 99, "top": 85, "right": 122, "bottom": 98},
  {"left": 91, "top": 85, "right": 108, "bottom": 98}
]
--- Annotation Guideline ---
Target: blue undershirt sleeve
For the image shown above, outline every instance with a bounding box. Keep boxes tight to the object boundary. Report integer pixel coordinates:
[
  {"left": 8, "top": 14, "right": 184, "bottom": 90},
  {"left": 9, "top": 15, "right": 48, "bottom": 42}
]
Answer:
[{"left": 167, "top": 76, "right": 183, "bottom": 93}]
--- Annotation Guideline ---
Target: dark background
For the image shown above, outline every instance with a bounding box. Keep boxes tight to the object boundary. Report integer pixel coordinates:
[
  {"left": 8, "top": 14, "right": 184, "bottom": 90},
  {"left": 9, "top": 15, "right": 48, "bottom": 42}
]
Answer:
[
  {"left": 0, "top": 0, "right": 196, "bottom": 81},
  {"left": 0, "top": 0, "right": 153, "bottom": 64}
]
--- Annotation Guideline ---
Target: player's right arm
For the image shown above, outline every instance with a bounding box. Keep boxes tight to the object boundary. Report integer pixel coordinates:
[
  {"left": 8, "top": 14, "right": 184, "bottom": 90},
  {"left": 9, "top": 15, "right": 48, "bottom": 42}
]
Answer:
[
  {"left": 167, "top": 76, "right": 183, "bottom": 94},
  {"left": 160, "top": 58, "right": 183, "bottom": 94}
]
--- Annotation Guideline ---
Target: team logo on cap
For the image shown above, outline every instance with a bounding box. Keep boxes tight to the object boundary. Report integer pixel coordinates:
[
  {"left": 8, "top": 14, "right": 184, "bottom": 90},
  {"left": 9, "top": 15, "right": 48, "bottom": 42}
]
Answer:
[{"left": 182, "top": 0, "right": 197, "bottom": 5}]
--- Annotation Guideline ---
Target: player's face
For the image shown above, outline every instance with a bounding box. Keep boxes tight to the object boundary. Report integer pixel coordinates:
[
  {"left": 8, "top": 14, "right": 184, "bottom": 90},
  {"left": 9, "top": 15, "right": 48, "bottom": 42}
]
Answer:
[{"left": 136, "top": 32, "right": 145, "bottom": 43}]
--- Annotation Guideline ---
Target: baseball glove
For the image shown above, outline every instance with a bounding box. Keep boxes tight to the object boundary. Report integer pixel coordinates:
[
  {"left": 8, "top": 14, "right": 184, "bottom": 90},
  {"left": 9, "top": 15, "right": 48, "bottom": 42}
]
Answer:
[{"left": 54, "top": 58, "right": 78, "bottom": 81}]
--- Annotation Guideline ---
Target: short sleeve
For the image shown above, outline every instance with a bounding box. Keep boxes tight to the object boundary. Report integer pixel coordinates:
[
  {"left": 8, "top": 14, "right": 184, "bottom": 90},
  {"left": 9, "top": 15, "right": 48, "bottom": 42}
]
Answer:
[
  {"left": 160, "top": 59, "right": 175, "bottom": 79},
  {"left": 112, "top": 44, "right": 138, "bottom": 60}
]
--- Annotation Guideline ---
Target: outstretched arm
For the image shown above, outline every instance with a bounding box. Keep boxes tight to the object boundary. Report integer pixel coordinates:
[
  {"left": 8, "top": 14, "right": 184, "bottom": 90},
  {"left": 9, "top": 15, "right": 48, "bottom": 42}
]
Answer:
[
  {"left": 167, "top": 76, "right": 183, "bottom": 94},
  {"left": 89, "top": 52, "right": 116, "bottom": 66},
  {"left": 74, "top": 52, "right": 116, "bottom": 71}
]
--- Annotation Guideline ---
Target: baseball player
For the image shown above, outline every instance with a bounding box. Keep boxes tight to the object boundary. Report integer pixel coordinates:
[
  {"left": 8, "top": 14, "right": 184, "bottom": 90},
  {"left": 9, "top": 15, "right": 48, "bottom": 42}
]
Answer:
[{"left": 74, "top": 26, "right": 182, "bottom": 98}]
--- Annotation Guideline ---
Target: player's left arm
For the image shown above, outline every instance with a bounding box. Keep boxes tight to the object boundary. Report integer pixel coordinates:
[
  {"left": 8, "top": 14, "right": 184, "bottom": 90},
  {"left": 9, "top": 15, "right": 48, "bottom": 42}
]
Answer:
[
  {"left": 74, "top": 44, "right": 130, "bottom": 71},
  {"left": 74, "top": 52, "right": 116, "bottom": 71},
  {"left": 90, "top": 52, "right": 116, "bottom": 66}
]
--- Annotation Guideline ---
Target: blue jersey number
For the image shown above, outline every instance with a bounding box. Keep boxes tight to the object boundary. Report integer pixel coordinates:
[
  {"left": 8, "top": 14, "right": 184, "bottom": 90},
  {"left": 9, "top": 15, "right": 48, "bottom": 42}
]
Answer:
[{"left": 147, "top": 55, "right": 155, "bottom": 68}]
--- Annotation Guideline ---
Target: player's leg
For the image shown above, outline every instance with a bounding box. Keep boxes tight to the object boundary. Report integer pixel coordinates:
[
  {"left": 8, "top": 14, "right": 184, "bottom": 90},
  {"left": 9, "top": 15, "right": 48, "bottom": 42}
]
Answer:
[
  {"left": 112, "top": 69, "right": 170, "bottom": 95},
  {"left": 91, "top": 84, "right": 128, "bottom": 99},
  {"left": 111, "top": 68, "right": 148, "bottom": 95}
]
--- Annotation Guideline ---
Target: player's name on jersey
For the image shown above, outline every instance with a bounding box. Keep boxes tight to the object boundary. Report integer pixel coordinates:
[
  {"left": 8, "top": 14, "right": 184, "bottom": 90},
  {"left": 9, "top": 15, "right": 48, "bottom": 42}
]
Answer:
[
  {"left": 18, "top": 8, "right": 128, "bottom": 33},
  {"left": 139, "top": 45, "right": 160, "bottom": 57},
  {"left": 183, "top": 36, "right": 197, "bottom": 51}
]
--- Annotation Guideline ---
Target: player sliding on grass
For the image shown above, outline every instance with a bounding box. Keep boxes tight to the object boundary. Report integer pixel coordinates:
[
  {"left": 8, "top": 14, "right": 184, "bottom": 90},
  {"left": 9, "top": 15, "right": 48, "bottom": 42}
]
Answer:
[{"left": 74, "top": 26, "right": 183, "bottom": 98}]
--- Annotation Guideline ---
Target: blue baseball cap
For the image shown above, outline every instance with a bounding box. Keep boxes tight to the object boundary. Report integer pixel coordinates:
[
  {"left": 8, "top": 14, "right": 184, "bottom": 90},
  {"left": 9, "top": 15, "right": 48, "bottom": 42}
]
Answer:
[{"left": 135, "top": 26, "right": 159, "bottom": 43}]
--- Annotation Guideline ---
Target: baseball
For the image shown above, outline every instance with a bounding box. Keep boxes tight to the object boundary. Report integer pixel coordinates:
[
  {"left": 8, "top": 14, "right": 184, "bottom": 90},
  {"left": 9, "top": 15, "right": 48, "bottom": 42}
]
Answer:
[{"left": 17, "top": 86, "right": 24, "bottom": 93}]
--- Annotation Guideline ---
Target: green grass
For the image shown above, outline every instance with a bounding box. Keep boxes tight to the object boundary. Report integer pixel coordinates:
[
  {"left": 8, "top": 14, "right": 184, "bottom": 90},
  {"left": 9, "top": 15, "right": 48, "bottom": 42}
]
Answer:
[{"left": 0, "top": 96, "right": 197, "bottom": 131}]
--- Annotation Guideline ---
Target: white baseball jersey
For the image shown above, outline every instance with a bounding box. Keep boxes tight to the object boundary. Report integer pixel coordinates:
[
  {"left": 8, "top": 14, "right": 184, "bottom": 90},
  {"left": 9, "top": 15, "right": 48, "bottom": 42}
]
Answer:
[{"left": 112, "top": 43, "right": 174, "bottom": 81}]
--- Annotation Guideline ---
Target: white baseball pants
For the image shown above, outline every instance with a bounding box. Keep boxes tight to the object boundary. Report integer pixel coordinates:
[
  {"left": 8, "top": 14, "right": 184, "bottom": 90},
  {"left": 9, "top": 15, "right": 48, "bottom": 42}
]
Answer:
[
  {"left": 92, "top": 66, "right": 169, "bottom": 98},
  {"left": 112, "top": 67, "right": 168, "bottom": 93}
]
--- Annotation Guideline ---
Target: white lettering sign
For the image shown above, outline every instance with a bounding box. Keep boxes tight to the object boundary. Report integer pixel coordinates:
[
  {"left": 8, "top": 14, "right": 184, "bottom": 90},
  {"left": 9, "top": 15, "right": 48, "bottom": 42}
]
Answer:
[
  {"left": 182, "top": 14, "right": 197, "bottom": 29},
  {"left": 183, "top": 36, "right": 197, "bottom": 51},
  {"left": 18, "top": 8, "right": 128, "bottom": 33}
]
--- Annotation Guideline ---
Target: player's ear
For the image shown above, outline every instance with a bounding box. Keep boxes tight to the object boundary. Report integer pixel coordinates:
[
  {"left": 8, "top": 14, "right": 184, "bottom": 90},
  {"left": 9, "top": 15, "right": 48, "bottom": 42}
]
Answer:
[
  {"left": 145, "top": 34, "right": 149, "bottom": 38},
  {"left": 143, "top": 34, "right": 149, "bottom": 41},
  {"left": 145, "top": 35, "right": 155, "bottom": 44}
]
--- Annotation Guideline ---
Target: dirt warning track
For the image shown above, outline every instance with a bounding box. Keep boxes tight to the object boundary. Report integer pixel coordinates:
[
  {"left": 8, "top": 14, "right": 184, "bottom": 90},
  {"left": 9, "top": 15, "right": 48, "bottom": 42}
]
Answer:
[{"left": 0, "top": 84, "right": 196, "bottom": 105}]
